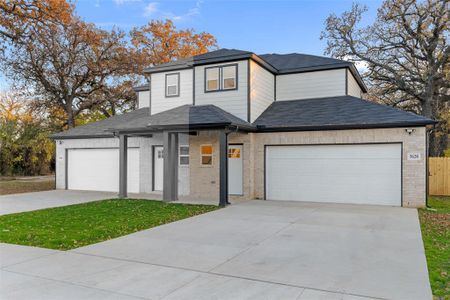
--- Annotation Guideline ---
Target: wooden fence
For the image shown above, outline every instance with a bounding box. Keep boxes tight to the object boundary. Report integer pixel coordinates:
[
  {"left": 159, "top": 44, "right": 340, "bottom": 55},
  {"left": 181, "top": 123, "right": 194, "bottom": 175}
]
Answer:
[{"left": 429, "top": 157, "right": 450, "bottom": 196}]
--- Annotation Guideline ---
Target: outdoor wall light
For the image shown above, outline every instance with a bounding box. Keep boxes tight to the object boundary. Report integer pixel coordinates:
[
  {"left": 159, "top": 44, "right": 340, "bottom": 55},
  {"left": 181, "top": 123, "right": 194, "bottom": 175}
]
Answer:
[{"left": 405, "top": 128, "right": 416, "bottom": 135}]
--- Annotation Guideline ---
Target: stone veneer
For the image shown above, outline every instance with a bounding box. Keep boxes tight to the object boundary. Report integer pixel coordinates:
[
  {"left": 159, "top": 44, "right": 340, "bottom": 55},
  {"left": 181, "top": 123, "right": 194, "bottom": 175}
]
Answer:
[{"left": 188, "top": 127, "right": 427, "bottom": 207}]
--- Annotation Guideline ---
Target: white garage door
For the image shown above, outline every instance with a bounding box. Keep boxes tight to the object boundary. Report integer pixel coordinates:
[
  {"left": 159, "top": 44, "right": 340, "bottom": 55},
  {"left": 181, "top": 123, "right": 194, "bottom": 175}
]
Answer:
[
  {"left": 67, "top": 148, "right": 140, "bottom": 193},
  {"left": 266, "top": 144, "right": 401, "bottom": 206}
]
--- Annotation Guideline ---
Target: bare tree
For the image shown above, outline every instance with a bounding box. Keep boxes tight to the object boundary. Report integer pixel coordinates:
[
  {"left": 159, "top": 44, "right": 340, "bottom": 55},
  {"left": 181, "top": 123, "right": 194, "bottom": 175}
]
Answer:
[{"left": 321, "top": 0, "right": 449, "bottom": 156}]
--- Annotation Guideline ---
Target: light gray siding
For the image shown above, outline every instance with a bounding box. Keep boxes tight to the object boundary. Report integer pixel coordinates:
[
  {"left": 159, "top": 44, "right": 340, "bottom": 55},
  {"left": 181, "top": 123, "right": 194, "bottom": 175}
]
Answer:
[
  {"left": 194, "top": 60, "right": 248, "bottom": 121},
  {"left": 137, "top": 90, "right": 150, "bottom": 108},
  {"left": 55, "top": 135, "right": 190, "bottom": 195},
  {"left": 347, "top": 69, "right": 362, "bottom": 98},
  {"left": 151, "top": 69, "right": 193, "bottom": 115},
  {"left": 276, "top": 69, "right": 346, "bottom": 101},
  {"left": 250, "top": 60, "right": 274, "bottom": 122}
]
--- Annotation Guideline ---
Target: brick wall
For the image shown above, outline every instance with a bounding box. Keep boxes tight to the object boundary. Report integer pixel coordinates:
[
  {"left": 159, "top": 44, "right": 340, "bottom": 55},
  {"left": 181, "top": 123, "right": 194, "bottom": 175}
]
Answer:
[{"left": 188, "top": 127, "right": 427, "bottom": 208}]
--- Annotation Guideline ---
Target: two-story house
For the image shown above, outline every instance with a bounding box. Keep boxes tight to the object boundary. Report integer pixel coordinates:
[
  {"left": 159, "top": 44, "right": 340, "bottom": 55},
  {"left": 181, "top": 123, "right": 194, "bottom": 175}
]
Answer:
[{"left": 52, "top": 49, "right": 435, "bottom": 207}]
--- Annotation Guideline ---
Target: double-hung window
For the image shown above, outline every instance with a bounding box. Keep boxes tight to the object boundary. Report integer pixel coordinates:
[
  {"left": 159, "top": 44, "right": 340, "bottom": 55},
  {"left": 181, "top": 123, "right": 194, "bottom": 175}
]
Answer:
[
  {"left": 165, "top": 73, "right": 179, "bottom": 97},
  {"left": 179, "top": 145, "right": 189, "bottom": 166},
  {"left": 205, "top": 64, "right": 237, "bottom": 92}
]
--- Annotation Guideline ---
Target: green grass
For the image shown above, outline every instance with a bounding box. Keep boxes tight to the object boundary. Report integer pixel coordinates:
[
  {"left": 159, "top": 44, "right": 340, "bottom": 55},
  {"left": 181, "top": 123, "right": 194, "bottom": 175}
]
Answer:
[
  {"left": 0, "top": 199, "right": 218, "bottom": 250},
  {"left": 444, "top": 149, "right": 450, "bottom": 157},
  {"left": 419, "top": 196, "right": 450, "bottom": 299}
]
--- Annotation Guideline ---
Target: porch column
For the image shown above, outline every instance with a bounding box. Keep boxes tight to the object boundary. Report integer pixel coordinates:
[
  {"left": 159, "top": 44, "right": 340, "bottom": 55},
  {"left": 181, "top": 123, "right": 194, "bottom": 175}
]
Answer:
[
  {"left": 118, "top": 134, "right": 128, "bottom": 198},
  {"left": 219, "top": 129, "right": 229, "bottom": 207},
  {"left": 163, "top": 131, "right": 179, "bottom": 201},
  {"left": 171, "top": 132, "right": 179, "bottom": 200}
]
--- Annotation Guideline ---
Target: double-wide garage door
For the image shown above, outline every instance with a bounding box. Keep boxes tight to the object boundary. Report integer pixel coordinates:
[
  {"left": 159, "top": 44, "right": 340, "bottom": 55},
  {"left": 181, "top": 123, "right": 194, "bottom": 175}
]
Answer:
[
  {"left": 67, "top": 148, "right": 140, "bottom": 193},
  {"left": 266, "top": 144, "right": 401, "bottom": 206}
]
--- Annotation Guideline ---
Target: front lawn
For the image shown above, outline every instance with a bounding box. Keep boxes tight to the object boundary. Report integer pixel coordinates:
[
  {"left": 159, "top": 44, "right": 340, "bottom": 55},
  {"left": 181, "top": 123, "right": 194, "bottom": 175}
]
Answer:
[
  {"left": 419, "top": 196, "right": 450, "bottom": 298},
  {"left": 0, "top": 199, "right": 218, "bottom": 250}
]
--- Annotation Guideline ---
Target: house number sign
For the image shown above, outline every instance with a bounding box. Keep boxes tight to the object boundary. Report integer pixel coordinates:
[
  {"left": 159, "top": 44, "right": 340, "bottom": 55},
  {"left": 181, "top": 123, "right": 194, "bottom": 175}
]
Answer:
[{"left": 407, "top": 153, "right": 421, "bottom": 160}]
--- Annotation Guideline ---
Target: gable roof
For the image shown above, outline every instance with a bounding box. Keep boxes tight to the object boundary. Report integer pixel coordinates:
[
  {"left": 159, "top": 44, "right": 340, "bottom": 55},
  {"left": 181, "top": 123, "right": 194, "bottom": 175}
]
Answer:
[
  {"left": 143, "top": 48, "right": 367, "bottom": 91},
  {"left": 254, "top": 96, "right": 435, "bottom": 131}
]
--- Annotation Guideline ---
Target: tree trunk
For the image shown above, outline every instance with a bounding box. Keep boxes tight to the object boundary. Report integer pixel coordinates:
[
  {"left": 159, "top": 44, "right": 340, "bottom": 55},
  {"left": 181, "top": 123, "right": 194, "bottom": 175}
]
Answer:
[
  {"left": 65, "top": 98, "right": 75, "bottom": 129},
  {"left": 421, "top": 79, "right": 447, "bottom": 157}
]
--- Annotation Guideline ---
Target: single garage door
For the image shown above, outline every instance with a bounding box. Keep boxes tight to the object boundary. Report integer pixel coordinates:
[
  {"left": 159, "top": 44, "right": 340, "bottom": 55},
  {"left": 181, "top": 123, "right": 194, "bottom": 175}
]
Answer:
[
  {"left": 266, "top": 144, "right": 401, "bottom": 206},
  {"left": 67, "top": 148, "right": 140, "bottom": 193}
]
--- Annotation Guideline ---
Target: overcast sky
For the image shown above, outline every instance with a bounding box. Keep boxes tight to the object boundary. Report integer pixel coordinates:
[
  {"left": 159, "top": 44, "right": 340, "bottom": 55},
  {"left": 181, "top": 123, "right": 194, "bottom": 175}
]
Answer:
[{"left": 0, "top": 0, "right": 382, "bottom": 91}]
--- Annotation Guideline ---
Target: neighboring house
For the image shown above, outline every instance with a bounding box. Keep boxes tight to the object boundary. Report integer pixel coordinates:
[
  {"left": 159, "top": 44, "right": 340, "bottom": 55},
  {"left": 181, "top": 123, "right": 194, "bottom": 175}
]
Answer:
[{"left": 51, "top": 49, "right": 435, "bottom": 207}]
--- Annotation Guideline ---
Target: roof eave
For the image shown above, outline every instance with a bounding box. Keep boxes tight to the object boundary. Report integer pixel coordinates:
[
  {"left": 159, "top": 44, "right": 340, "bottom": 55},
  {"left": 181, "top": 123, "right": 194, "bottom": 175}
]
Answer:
[
  {"left": 50, "top": 134, "right": 114, "bottom": 140},
  {"left": 348, "top": 64, "right": 368, "bottom": 93},
  {"left": 106, "top": 122, "right": 255, "bottom": 134},
  {"left": 133, "top": 85, "right": 150, "bottom": 92},
  {"left": 256, "top": 121, "right": 435, "bottom": 132}
]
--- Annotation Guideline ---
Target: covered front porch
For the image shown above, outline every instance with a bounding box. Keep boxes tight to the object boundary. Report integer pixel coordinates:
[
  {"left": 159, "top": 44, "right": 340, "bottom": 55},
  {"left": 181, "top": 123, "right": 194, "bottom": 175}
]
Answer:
[{"left": 109, "top": 105, "right": 255, "bottom": 206}]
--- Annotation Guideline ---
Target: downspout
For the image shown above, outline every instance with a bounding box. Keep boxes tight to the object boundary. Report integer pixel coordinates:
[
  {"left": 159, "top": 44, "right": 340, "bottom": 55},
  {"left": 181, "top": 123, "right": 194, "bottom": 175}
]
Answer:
[{"left": 425, "top": 126, "right": 434, "bottom": 208}]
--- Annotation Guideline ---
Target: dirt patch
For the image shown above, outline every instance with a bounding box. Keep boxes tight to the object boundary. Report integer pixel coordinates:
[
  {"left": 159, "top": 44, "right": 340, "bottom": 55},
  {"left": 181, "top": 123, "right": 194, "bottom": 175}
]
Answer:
[{"left": 0, "top": 178, "right": 55, "bottom": 195}]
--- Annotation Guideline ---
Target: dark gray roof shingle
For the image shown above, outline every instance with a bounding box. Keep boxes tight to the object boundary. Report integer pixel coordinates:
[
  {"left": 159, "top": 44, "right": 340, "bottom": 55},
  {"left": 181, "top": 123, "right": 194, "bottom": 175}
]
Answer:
[
  {"left": 51, "top": 105, "right": 253, "bottom": 138},
  {"left": 52, "top": 96, "right": 434, "bottom": 139},
  {"left": 193, "top": 49, "right": 252, "bottom": 62},
  {"left": 50, "top": 108, "right": 150, "bottom": 139},
  {"left": 258, "top": 53, "right": 351, "bottom": 73},
  {"left": 110, "top": 104, "right": 253, "bottom": 132},
  {"left": 254, "top": 96, "right": 435, "bottom": 130},
  {"left": 144, "top": 48, "right": 353, "bottom": 74}
]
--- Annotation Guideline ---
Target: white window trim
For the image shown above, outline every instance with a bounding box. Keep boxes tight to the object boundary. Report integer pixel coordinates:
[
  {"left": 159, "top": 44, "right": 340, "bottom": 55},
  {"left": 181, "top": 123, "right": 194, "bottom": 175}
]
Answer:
[
  {"left": 165, "top": 73, "right": 180, "bottom": 97},
  {"left": 179, "top": 145, "right": 189, "bottom": 167}
]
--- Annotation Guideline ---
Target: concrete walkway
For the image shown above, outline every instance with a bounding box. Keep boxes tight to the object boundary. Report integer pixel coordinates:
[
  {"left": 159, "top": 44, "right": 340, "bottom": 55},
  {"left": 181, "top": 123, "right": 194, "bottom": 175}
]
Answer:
[
  {"left": 0, "top": 190, "right": 117, "bottom": 215},
  {"left": 0, "top": 200, "right": 432, "bottom": 299}
]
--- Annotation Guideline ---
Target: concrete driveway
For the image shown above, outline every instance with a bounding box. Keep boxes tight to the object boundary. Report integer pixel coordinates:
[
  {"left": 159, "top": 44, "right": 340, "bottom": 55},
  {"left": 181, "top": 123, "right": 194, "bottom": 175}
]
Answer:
[
  {"left": 0, "top": 190, "right": 117, "bottom": 215},
  {"left": 1, "top": 200, "right": 431, "bottom": 299}
]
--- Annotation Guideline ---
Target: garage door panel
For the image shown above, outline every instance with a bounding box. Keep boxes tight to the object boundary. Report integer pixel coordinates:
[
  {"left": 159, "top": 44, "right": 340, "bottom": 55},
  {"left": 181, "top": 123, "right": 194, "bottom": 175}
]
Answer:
[
  {"left": 67, "top": 148, "right": 139, "bottom": 193},
  {"left": 266, "top": 144, "right": 401, "bottom": 206}
]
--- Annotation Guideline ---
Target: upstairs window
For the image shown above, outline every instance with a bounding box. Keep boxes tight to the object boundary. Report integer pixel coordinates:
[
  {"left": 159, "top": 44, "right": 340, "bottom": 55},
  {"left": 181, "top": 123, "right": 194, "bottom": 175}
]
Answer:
[
  {"left": 222, "top": 65, "right": 237, "bottom": 90},
  {"left": 205, "top": 64, "right": 237, "bottom": 92},
  {"left": 165, "top": 73, "right": 179, "bottom": 97},
  {"left": 205, "top": 68, "right": 219, "bottom": 91}
]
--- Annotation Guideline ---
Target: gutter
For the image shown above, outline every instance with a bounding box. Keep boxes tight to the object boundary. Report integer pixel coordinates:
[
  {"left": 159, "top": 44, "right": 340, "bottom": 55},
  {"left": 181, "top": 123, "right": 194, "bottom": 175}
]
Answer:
[
  {"left": 255, "top": 121, "right": 436, "bottom": 132},
  {"left": 49, "top": 134, "right": 114, "bottom": 140}
]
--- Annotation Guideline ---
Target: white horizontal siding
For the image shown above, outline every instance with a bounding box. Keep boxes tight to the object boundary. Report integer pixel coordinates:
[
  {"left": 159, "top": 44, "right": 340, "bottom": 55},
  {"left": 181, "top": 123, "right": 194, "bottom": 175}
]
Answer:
[
  {"left": 250, "top": 60, "right": 274, "bottom": 122},
  {"left": 151, "top": 69, "right": 193, "bottom": 115},
  {"left": 347, "top": 69, "right": 362, "bottom": 98},
  {"left": 276, "top": 69, "right": 346, "bottom": 101},
  {"left": 195, "top": 60, "right": 248, "bottom": 121},
  {"left": 137, "top": 90, "right": 150, "bottom": 108}
]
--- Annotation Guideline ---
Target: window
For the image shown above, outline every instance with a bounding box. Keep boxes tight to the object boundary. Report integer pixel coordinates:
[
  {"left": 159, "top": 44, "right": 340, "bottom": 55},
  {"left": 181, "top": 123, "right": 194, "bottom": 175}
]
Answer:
[
  {"left": 228, "top": 147, "right": 241, "bottom": 158},
  {"left": 205, "top": 64, "right": 237, "bottom": 92},
  {"left": 205, "top": 68, "right": 219, "bottom": 91},
  {"left": 165, "top": 73, "right": 179, "bottom": 97},
  {"left": 179, "top": 146, "right": 189, "bottom": 166},
  {"left": 200, "top": 144, "right": 213, "bottom": 165},
  {"left": 222, "top": 65, "right": 236, "bottom": 90},
  {"left": 157, "top": 149, "right": 164, "bottom": 159}
]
